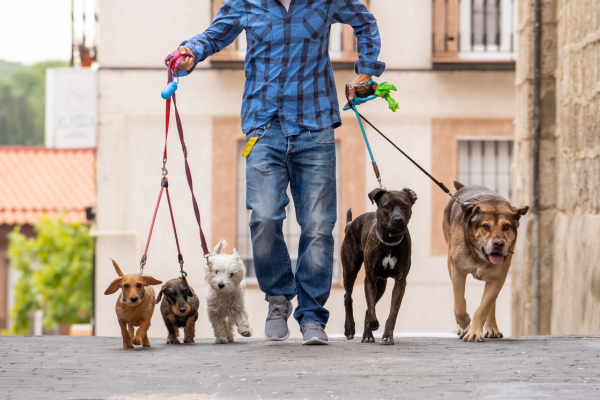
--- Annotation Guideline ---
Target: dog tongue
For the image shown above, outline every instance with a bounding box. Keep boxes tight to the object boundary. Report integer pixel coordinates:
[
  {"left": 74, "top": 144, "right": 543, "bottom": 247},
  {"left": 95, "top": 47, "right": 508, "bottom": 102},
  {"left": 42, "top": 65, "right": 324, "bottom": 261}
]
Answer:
[{"left": 489, "top": 253, "right": 505, "bottom": 265}]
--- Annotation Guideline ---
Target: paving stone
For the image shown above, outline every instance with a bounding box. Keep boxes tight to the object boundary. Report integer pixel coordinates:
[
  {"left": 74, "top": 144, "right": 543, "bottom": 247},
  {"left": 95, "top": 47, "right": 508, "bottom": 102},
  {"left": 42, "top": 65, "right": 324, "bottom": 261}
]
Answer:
[{"left": 1, "top": 335, "right": 599, "bottom": 399}]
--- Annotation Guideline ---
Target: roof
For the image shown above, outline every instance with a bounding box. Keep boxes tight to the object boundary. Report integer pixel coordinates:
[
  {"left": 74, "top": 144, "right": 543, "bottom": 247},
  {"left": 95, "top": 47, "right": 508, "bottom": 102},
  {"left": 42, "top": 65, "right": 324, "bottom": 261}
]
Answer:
[{"left": 0, "top": 147, "right": 95, "bottom": 225}]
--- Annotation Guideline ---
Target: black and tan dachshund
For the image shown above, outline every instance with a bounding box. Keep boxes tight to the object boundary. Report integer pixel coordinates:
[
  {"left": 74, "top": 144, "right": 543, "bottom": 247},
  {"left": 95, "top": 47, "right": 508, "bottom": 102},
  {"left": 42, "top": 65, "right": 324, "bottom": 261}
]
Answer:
[{"left": 156, "top": 277, "right": 200, "bottom": 344}]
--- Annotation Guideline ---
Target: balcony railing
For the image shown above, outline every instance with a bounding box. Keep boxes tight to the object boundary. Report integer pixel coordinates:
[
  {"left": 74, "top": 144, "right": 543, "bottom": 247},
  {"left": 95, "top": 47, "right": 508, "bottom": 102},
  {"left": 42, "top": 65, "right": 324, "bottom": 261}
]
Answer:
[
  {"left": 210, "top": 0, "right": 364, "bottom": 66},
  {"left": 433, "top": 0, "right": 517, "bottom": 67}
]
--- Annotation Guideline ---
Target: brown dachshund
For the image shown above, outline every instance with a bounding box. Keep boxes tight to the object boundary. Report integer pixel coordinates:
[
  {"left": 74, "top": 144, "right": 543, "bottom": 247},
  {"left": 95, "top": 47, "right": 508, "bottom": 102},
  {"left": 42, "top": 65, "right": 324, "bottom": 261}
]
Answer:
[
  {"left": 104, "top": 259, "right": 162, "bottom": 349},
  {"left": 156, "top": 277, "right": 200, "bottom": 344}
]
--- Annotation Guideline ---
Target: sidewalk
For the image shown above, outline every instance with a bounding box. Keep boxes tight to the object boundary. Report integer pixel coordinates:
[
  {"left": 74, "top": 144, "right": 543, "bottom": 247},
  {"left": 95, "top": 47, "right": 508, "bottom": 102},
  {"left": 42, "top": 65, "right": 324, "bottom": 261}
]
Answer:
[{"left": 1, "top": 335, "right": 599, "bottom": 399}]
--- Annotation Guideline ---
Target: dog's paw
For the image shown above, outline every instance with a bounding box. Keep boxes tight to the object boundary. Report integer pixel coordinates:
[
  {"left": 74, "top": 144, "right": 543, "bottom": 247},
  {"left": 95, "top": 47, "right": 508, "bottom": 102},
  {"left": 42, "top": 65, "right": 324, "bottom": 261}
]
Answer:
[
  {"left": 166, "top": 339, "right": 180, "bottom": 344},
  {"left": 143, "top": 343, "right": 151, "bottom": 348},
  {"left": 123, "top": 342, "right": 134, "bottom": 349},
  {"left": 368, "top": 318, "right": 380, "bottom": 331},
  {"left": 344, "top": 322, "right": 355, "bottom": 340},
  {"left": 131, "top": 338, "right": 142, "bottom": 346},
  {"left": 239, "top": 329, "right": 252, "bottom": 337},
  {"left": 227, "top": 336, "right": 235, "bottom": 343},
  {"left": 361, "top": 331, "right": 375, "bottom": 343},
  {"left": 184, "top": 337, "right": 195, "bottom": 344},
  {"left": 215, "top": 337, "right": 229, "bottom": 344},
  {"left": 463, "top": 331, "right": 485, "bottom": 342},
  {"left": 484, "top": 327, "right": 503, "bottom": 339},
  {"left": 457, "top": 324, "right": 470, "bottom": 339},
  {"left": 380, "top": 335, "right": 394, "bottom": 346}
]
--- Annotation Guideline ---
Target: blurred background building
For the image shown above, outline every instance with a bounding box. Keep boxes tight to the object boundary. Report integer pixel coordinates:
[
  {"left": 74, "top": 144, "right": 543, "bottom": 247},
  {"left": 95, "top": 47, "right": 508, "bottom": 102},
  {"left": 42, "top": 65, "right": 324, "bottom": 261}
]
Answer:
[{"left": 94, "top": 0, "right": 516, "bottom": 338}]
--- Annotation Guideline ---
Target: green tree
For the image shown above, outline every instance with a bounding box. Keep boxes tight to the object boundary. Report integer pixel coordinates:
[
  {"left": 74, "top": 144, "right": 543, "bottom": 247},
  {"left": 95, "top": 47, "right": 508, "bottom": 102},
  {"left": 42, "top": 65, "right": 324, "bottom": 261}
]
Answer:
[
  {"left": 5, "top": 216, "right": 92, "bottom": 335},
  {"left": 0, "top": 60, "right": 68, "bottom": 146}
]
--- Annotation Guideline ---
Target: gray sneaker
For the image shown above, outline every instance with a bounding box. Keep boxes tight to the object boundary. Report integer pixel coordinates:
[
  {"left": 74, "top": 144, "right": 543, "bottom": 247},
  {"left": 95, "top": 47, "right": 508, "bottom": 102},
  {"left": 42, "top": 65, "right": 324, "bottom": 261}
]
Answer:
[
  {"left": 301, "top": 322, "right": 329, "bottom": 345},
  {"left": 264, "top": 295, "right": 292, "bottom": 341}
]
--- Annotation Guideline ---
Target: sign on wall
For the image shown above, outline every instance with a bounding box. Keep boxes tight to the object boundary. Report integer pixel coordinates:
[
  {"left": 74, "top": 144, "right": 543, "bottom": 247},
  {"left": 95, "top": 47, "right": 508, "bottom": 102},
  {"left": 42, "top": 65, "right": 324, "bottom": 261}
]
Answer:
[{"left": 45, "top": 68, "right": 97, "bottom": 148}]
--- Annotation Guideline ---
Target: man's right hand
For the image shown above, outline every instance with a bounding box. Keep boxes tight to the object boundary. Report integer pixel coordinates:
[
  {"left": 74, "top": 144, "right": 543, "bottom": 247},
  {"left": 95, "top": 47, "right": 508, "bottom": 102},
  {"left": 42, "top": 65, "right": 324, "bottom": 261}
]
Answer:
[{"left": 177, "top": 46, "right": 195, "bottom": 71}]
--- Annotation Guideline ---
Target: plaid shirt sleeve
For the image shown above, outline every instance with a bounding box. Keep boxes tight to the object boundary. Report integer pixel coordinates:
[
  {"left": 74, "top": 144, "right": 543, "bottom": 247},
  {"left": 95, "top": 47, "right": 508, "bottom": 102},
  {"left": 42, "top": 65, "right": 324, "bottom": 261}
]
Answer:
[
  {"left": 178, "top": 0, "right": 245, "bottom": 76},
  {"left": 333, "top": 0, "right": 386, "bottom": 77}
]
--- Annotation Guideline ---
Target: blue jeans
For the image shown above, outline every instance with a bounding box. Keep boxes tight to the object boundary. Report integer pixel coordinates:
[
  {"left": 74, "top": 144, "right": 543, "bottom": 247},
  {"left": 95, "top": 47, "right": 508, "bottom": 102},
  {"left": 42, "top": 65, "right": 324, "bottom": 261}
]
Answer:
[{"left": 245, "top": 119, "right": 337, "bottom": 328}]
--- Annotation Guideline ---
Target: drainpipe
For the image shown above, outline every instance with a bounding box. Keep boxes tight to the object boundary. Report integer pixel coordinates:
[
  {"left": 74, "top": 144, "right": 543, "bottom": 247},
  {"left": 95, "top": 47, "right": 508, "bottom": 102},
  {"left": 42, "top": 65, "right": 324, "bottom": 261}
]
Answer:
[{"left": 532, "top": 0, "right": 542, "bottom": 336}]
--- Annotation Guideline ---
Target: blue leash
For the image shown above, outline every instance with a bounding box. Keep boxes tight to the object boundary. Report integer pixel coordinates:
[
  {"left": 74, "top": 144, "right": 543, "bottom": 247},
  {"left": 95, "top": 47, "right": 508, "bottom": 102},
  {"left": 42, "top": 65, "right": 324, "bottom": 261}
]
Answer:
[{"left": 344, "top": 80, "right": 385, "bottom": 189}]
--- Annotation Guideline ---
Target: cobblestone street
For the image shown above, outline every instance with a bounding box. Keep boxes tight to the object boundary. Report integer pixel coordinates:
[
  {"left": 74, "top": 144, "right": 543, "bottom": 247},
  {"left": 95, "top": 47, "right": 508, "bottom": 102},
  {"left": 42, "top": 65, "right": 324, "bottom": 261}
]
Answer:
[{"left": 1, "top": 335, "right": 599, "bottom": 399}]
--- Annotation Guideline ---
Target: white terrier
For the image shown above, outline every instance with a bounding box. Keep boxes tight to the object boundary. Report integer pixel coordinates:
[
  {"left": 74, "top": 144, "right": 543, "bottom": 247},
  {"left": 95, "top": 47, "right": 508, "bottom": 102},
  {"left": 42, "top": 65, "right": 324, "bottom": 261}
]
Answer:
[{"left": 205, "top": 239, "right": 252, "bottom": 343}]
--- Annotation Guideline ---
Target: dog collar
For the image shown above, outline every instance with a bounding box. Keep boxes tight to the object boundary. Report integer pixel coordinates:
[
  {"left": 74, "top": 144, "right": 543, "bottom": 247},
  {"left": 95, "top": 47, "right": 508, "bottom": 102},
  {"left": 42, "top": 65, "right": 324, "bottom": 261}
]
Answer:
[
  {"left": 375, "top": 229, "right": 404, "bottom": 247},
  {"left": 120, "top": 288, "right": 145, "bottom": 305}
]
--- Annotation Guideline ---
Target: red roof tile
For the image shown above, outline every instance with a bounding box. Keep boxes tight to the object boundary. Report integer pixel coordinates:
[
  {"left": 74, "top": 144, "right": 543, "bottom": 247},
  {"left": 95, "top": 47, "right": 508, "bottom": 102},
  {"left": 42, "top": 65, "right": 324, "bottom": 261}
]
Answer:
[{"left": 0, "top": 147, "right": 95, "bottom": 225}]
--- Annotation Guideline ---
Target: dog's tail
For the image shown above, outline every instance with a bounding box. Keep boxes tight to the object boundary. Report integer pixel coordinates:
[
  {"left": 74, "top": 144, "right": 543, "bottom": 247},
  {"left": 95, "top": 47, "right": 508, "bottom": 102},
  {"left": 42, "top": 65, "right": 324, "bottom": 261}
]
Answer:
[
  {"left": 345, "top": 208, "right": 353, "bottom": 234},
  {"left": 109, "top": 258, "right": 124, "bottom": 277}
]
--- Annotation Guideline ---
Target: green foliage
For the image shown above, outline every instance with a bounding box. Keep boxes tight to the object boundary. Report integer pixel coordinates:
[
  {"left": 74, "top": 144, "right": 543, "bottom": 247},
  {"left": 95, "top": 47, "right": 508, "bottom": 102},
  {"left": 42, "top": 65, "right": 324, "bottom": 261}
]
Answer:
[
  {"left": 375, "top": 82, "right": 400, "bottom": 112},
  {"left": 0, "top": 60, "right": 69, "bottom": 146},
  {"left": 5, "top": 216, "right": 92, "bottom": 335}
]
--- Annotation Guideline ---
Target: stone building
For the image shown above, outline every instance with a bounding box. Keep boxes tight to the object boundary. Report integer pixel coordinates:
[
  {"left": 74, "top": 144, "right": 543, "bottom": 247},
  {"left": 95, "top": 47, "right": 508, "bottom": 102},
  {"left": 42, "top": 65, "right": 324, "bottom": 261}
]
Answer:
[
  {"left": 512, "top": 0, "right": 600, "bottom": 335},
  {"left": 95, "top": 0, "right": 517, "bottom": 338}
]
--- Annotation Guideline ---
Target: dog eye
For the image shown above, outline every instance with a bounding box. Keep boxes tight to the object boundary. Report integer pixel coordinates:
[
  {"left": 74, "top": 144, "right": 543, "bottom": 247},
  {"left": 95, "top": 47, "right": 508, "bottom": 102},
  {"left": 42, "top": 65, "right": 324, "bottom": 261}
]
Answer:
[
  {"left": 502, "top": 224, "right": 511, "bottom": 232},
  {"left": 482, "top": 224, "right": 491, "bottom": 232},
  {"left": 215, "top": 270, "right": 219, "bottom": 274},
  {"left": 136, "top": 283, "right": 142, "bottom": 288},
  {"left": 123, "top": 284, "right": 129, "bottom": 289},
  {"left": 229, "top": 273, "right": 233, "bottom": 278},
  {"left": 383, "top": 204, "right": 390, "bottom": 210}
]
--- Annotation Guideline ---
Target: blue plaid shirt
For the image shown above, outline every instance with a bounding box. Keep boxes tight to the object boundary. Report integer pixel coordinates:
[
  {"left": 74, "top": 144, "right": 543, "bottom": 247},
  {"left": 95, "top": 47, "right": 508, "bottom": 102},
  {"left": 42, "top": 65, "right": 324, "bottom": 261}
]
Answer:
[{"left": 180, "top": 0, "right": 385, "bottom": 136}]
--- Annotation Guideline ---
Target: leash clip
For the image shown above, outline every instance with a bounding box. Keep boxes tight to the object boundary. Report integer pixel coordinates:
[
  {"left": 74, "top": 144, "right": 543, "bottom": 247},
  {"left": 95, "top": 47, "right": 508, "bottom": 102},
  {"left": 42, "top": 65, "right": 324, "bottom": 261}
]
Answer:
[
  {"left": 179, "top": 261, "right": 187, "bottom": 278},
  {"left": 204, "top": 253, "right": 212, "bottom": 266},
  {"left": 162, "top": 159, "right": 168, "bottom": 177}
]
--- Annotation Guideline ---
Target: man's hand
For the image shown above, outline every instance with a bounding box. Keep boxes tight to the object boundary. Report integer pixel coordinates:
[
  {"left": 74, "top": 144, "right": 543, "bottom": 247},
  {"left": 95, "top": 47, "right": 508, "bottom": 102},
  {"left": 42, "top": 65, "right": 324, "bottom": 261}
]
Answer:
[
  {"left": 347, "top": 73, "right": 375, "bottom": 101},
  {"left": 177, "top": 46, "right": 195, "bottom": 71}
]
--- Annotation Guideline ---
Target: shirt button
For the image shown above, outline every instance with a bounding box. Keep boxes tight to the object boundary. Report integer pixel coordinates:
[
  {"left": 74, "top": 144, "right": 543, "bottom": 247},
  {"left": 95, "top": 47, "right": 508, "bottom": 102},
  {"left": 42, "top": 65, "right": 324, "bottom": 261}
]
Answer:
[
  {"left": 285, "top": 39, "right": 290, "bottom": 45},
  {"left": 280, "top": 85, "right": 284, "bottom": 88},
  {"left": 286, "top": 18, "right": 291, "bottom": 23}
]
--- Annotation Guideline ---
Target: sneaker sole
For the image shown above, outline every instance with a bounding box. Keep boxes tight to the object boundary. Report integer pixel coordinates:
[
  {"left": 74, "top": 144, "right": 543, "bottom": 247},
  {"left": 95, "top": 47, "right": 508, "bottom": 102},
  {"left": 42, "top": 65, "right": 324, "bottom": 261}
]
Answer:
[
  {"left": 302, "top": 337, "right": 329, "bottom": 345},
  {"left": 263, "top": 300, "right": 293, "bottom": 342}
]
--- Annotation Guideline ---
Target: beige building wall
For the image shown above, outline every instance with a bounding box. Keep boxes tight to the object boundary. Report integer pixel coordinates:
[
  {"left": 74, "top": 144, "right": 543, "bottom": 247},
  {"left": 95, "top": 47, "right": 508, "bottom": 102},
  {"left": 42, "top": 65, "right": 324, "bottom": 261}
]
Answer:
[
  {"left": 95, "top": 0, "right": 516, "bottom": 339},
  {"left": 512, "top": 0, "right": 600, "bottom": 336}
]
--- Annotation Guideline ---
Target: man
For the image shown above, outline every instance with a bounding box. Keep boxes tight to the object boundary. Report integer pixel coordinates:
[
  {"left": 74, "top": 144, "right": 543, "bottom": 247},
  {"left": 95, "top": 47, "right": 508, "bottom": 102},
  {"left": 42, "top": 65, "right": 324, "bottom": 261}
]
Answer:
[{"left": 176, "top": 0, "right": 384, "bottom": 344}]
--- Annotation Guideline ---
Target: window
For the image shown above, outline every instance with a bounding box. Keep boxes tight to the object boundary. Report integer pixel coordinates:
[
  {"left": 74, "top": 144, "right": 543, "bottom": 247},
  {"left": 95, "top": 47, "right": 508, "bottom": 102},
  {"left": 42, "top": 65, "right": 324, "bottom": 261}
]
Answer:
[
  {"left": 433, "top": 0, "right": 517, "bottom": 67},
  {"left": 236, "top": 141, "right": 341, "bottom": 283},
  {"left": 210, "top": 0, "right": 367, "bottom": 65},
  {"left": 457, "top": 138, "right": 514, "bottom": 200}
]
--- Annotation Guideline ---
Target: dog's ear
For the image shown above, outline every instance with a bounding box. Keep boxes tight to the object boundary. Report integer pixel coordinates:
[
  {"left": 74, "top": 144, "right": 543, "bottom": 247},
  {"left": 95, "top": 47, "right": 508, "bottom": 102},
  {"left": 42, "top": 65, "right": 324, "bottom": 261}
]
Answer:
[
  {"left": 368, "top": 188, "right": 387, "bottom": 205},
  {"left": 510, "top": 205, "right": 529, "bottom": 228},
  {"left": 109, "top": 258, "right": 124, "bottom": 277},
  {"left": 232, "top": 248, "right": 241, "bottom": 262},
  {"left": 401, "top": 188, "right": 418, "bottom": 205},
  {"left": 104, "top": 277, "right": 122, "bottom": 295},
  {"left": 213, "top": 238, "right": 228, "bottom": 255},
  {"left": 461, "top": 203, "right": 480, "bottom": 223},
  {"left": 454, "top": 181, "right": 465, "bottom": 191},
  {"left": 155, "top": 284, "right": 166, "bottom": 304},
  {"left": 143, "top": 276, "right": 162, "bottom": 286}
]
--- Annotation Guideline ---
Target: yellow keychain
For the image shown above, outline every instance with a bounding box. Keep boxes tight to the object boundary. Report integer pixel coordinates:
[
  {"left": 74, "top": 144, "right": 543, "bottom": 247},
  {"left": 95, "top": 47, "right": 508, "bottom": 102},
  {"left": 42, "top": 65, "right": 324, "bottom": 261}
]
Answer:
[{"left": 242, "top": 137, "right": 259, "bottom": 157}]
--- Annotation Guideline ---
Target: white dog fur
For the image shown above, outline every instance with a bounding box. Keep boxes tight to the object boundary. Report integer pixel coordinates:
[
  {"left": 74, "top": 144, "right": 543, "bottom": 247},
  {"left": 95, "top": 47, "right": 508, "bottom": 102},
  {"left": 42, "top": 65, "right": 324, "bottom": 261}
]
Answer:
[{"left": 205, "top": 239, "right": 252, "bottom": 343}]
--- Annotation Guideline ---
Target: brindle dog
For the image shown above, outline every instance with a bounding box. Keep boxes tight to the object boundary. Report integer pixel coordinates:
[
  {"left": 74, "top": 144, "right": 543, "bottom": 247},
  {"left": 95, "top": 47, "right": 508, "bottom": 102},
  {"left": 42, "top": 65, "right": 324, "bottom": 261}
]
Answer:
[
  {"left": 341, "top": 188, "right": 418, "bottom": 345},
  {"left": 156, "top": 277, "right": 200, "bottom": 344}
]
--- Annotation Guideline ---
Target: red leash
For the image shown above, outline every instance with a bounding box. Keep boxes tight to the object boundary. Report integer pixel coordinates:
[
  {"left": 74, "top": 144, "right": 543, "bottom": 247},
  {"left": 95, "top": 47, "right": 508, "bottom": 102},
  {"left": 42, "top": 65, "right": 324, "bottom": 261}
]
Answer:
[{"left": 139, "top": 52, "right": 210, "bottom": 276}]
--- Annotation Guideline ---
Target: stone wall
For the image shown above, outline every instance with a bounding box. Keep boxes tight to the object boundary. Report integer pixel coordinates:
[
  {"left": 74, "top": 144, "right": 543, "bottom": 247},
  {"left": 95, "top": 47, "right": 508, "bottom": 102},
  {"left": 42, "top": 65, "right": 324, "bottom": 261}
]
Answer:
[{"left": 513, "top": 0, "right": 600, "bottom": 335}]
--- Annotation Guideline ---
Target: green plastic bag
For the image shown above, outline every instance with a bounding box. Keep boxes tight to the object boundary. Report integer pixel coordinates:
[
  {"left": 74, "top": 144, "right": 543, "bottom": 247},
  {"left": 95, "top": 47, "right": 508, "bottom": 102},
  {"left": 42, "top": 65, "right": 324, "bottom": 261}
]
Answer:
[{"left": 375, "top": 82, "right": 400, "bottom": 112}]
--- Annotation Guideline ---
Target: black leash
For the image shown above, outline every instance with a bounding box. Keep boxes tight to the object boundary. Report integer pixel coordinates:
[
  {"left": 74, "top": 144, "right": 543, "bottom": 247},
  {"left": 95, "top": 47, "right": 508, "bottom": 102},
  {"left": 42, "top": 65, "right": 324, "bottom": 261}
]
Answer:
[{"left": 354, "top": 110, "right": 467, "bottom": 206}]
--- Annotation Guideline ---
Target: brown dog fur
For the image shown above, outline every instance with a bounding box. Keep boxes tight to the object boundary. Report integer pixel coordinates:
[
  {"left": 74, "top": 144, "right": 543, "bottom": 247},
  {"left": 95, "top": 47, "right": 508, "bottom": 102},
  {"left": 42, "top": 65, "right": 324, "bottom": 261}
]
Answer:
[
  {"left": 104, "top": 259, "right": 162, "bottom": 349},
  {"left": 156, "top": 277, "right": 200, "bottom": 344},
  {"left": 443, "top": 182, "right": 528, "bottom": 342}
]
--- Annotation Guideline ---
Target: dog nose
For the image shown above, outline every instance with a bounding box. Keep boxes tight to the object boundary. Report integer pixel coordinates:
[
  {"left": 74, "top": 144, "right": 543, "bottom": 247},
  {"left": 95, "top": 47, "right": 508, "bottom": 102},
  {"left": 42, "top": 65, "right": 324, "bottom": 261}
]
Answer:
[
  {"left": 218, "top": 283, "right": 225, "bottom": 289},
  {"left": 179, "top": 306, "right": 187, "bottom": 313},
  {"left": 392, "top": 216, "right": 402, "bottom": 225},
  {"left": 493, "top": 239, "right": 505, "bottom": 249},
  {"left": 130, "top": 296, "right": 138, "bottom": 303}
]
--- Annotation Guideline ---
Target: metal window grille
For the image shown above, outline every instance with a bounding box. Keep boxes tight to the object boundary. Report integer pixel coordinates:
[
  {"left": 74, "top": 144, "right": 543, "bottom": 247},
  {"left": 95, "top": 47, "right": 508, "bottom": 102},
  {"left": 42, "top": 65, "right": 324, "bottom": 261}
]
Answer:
[
  {"left": 236, "top": 141, "right": 341, "bottom": 283},
  {"left": 457, "top": 139, "right": 514, "bottom": 200}
]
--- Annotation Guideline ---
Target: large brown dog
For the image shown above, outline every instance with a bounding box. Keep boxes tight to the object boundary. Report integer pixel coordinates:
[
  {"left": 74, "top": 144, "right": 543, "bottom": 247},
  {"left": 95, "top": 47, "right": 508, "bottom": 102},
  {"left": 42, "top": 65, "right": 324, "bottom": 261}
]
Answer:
[
  {"left": 443, "top": 182, "right": 528, "bottom": 342},
  {"left": 342, "top": 188, "right": 418, "bottom": 345},
  {"left": 104, "top": 259, "right": 162, "bottom": 349}
]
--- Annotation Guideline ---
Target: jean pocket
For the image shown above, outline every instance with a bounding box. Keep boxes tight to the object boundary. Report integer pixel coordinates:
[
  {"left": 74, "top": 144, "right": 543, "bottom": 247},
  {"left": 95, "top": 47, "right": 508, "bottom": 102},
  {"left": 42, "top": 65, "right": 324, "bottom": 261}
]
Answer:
[
  {"left": 245, "top": 124, "right": 269, "bottom": 142},
  {"left": 308, "top": 127, "right": 335, "bottom": 144},
  {"left": 302, "top": 9, "right": 328, "bottom": 40}
]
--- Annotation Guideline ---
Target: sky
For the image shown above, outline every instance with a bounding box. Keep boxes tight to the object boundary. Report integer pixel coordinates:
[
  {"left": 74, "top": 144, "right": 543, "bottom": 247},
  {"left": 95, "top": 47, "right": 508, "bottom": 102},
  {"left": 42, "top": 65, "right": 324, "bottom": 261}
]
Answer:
[{"left": 0, "top": 0, "right": 95, "bottom": 65}]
